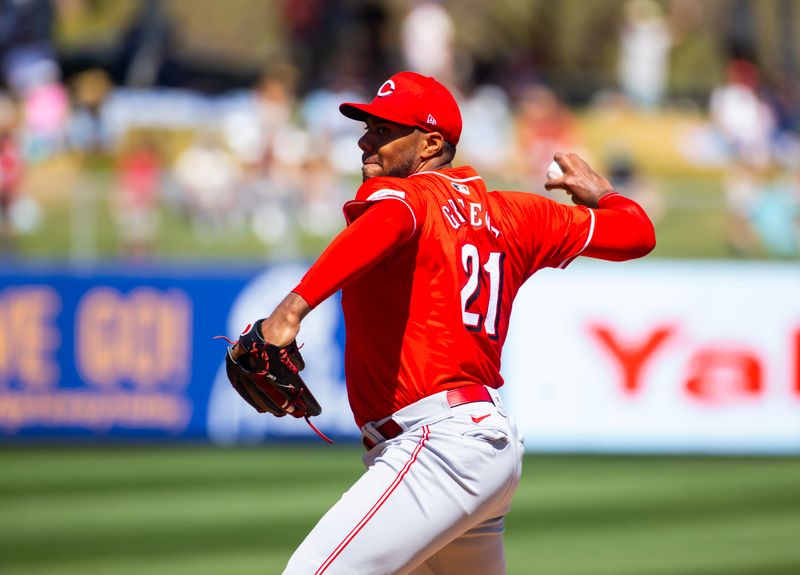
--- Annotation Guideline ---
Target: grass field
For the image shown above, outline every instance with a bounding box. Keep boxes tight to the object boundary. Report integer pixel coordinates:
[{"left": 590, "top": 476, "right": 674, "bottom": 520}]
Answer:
[{"left": 2, "top": 446, "right": 800, "bottom": 575}]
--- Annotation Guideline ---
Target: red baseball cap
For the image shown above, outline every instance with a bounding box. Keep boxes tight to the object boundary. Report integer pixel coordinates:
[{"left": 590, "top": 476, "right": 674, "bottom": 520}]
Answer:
[{"left": 340, "top": 71, "right": 462, "bottom": 146}]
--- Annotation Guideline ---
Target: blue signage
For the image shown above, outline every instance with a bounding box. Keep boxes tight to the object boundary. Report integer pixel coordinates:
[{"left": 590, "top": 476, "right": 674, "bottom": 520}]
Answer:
[{"left": 0, "top": 262, "right": 355, "bottom": 443}]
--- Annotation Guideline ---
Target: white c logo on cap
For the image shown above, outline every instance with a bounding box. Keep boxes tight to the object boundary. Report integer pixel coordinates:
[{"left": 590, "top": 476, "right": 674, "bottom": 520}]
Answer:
[{"left": 377, "top": 80, "right": 395, "bottom": 97}]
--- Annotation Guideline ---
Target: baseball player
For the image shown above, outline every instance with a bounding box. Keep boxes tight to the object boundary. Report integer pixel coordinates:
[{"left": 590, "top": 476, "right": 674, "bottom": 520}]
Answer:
[{"left": 260, "top": 71, "right": 655, "bottom": 574}]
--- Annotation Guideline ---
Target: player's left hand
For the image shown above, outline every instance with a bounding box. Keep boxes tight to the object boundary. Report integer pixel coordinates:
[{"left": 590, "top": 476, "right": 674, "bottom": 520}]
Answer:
[
  {"left": 544, "top": 152, "right": 615, "bottom": 208},
  {"left": 218, "top": 319, "right": 322, "bottom": 419}
]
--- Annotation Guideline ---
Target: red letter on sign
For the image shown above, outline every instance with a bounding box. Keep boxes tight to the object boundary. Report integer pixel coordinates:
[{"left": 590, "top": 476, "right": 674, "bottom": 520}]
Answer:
[
  {"left": 589, "top": 325, "right": 674, "bottom": 394},
  {"left": 685, "top": 348, "right": 762, "bottom": 403}
]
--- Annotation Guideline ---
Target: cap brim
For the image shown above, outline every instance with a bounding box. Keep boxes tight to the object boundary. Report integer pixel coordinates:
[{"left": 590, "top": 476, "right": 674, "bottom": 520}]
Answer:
[
  {"left": 339, "top": 102, "right": 370, "bottom": 121},
  {"left": 339, "top": 102, "right": 415, "bottom": 128}
]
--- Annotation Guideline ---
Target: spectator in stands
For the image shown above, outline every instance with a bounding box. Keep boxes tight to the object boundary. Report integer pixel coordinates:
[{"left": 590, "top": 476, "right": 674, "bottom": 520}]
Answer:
[
  {"left": 748, "top": 174, "right": 800, "bottom": 258},
  {"left": 0, "top": 0, "right": 68, "bottom": 161},
  {"left": 246, "top": 64, "right": 311, "bottom": 250},
  {"left": 67, "top": 69, "right": 112, "bottom": 155},
  {"left": 458, "top": 82, "right": 515, "bottom": 175},
  {"left": 710, "top": 58, "right": 775, "bottom": 167},
  {"left": 401, "top": 0, "right": 455, "bottom": 84},
  {"left": 514, "top": 83, "right": 581, "bottom": 185},
  {"left": 300, "top": 65, "right": 366, "bottom": 176},
  {"left": 618, "top": 0, "right": 672, "bottom": 110},
  {"left": 112, "top": 135, "right": 162, "bottom": 259},
  {"left": 710, "top": 58, "right": 777, "bottom": 256},
  {"left": 0, "top": 94, "right": 24, "bottom": 252},
  {"left": 296, "top": 154, "right": 348, "bottom": 240},
  {"left": 173, "top": 132, "right": 241, "bottom": 241}
]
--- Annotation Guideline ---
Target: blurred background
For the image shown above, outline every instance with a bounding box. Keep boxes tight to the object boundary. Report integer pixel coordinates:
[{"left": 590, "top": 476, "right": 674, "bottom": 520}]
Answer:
[
  {"left": 1, "top": 1, "right": 800, "bottom": 574},
  {"left": 0, "top": 0, "right": 798, "bottom": 261}
]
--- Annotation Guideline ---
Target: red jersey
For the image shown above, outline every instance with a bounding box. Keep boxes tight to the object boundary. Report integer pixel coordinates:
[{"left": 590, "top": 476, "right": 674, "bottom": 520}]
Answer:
[{"left": 339, "top": 166, "right": 593, "bottom": 426}]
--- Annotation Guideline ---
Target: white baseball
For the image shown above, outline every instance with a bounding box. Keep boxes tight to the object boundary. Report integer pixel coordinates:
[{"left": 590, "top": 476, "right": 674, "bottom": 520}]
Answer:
[{"left": 546, "top": 160, "right": 563, "bottom": 180}]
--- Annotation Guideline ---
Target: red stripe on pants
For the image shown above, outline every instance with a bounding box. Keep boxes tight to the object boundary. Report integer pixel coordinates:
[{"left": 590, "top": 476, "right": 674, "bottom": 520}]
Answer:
[{"left": 314, "top": 425, "right": 431, "bottom": 574}]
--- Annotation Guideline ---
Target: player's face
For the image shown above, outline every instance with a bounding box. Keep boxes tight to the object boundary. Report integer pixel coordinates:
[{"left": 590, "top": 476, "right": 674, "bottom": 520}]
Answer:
[{"left": 358, "top": 117, "right": 422, "bottom": 181}]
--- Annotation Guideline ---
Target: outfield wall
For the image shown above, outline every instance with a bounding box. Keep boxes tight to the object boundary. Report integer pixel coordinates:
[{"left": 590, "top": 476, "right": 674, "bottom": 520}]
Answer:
[
  {"left": 0, "top": 260, "right": 798, "bottom": 453},
  {"left": 505, "top": 261, "right": 800, "bottom": 454}
]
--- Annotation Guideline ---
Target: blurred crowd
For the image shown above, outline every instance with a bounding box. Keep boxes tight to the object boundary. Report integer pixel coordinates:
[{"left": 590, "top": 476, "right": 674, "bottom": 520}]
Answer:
[
  {"left": 708, "top": 57, "right": 800, "bottom": 258},
  {"left": 0, "top": 0, "right": 798, "bottom": 260}
]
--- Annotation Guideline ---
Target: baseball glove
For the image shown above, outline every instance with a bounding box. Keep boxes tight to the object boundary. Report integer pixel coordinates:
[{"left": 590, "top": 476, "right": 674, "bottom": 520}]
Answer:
[{"left": 218, "top": 319, "right": 324, "bottom": 424}]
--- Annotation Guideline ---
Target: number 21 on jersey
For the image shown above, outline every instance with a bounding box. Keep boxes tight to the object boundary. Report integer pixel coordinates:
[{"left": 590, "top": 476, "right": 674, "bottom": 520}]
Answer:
[{"left": 460, "top": 243, "right": 505, "bottom": 338}]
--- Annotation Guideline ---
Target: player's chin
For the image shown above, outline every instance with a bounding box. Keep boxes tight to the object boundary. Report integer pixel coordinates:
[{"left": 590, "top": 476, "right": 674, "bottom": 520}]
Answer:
[{"left": 361, "top": 163, "right": 383, "bottom": 181}]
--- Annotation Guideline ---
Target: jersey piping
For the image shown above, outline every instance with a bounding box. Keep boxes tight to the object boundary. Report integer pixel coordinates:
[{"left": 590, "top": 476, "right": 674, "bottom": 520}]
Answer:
[
  {"left": 410, "top": 171, "right": 484, "bottom": 183},
  {"left": 557, "top": 207, "right": 596, "bottom": 269},
  {"left": 362, "top": 193, "right": 418, "bottom": 241},
  {"left": 343, "top": 192, "right": 417, "bottom": 233},
  {"left": 365, "top": 188, "right": 407, "bottom": 201}
]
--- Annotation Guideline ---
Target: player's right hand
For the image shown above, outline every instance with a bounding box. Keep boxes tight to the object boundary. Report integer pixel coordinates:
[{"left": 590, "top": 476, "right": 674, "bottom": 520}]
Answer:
[{"left": 544, "top": 152, "right": 615, "bottom": 208}]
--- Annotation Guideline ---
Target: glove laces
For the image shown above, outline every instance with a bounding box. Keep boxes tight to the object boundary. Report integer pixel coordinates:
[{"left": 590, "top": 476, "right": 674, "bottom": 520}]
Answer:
[{"left": 304, "top": 416, "right": 334, "bottom": 444}]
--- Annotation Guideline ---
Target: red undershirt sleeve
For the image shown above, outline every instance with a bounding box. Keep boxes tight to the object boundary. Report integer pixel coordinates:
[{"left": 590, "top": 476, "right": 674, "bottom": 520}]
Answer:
[
  {"left": 292, "top": 199, "right": 417, "bottom": 308},
  {"left": 583, "top": 193, "right": 656, "bottom": 261}
]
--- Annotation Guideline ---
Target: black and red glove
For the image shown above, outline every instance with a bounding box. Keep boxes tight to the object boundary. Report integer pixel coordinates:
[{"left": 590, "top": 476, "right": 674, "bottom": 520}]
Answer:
[{"left": 221, "top": 319, "right": 322, "bottom": 419}]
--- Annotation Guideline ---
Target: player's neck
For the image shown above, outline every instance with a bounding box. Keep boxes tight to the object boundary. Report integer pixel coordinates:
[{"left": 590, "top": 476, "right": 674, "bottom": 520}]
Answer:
[{"left": 414, "top": 157, "right": 452, "bottom": 174}]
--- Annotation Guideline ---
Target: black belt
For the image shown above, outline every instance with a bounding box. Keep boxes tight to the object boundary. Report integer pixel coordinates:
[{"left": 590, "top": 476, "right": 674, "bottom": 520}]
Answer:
[{"left": 362, "top": 386, "right": 494, "bottom": 450}]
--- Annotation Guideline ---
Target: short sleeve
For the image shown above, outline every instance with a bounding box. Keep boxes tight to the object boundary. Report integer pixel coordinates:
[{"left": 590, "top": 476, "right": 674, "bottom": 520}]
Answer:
[
  {"left": 343, "top": 177, "right": 426, "bottom": 234},
  {"left": 494, "top": 191, "right": 595, "bottom": 276}
]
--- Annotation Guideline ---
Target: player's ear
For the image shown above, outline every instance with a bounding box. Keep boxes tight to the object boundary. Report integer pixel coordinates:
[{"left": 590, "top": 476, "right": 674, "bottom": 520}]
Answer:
[{"left": 419, "top": 131, "right": 445, "bottom": 160}]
